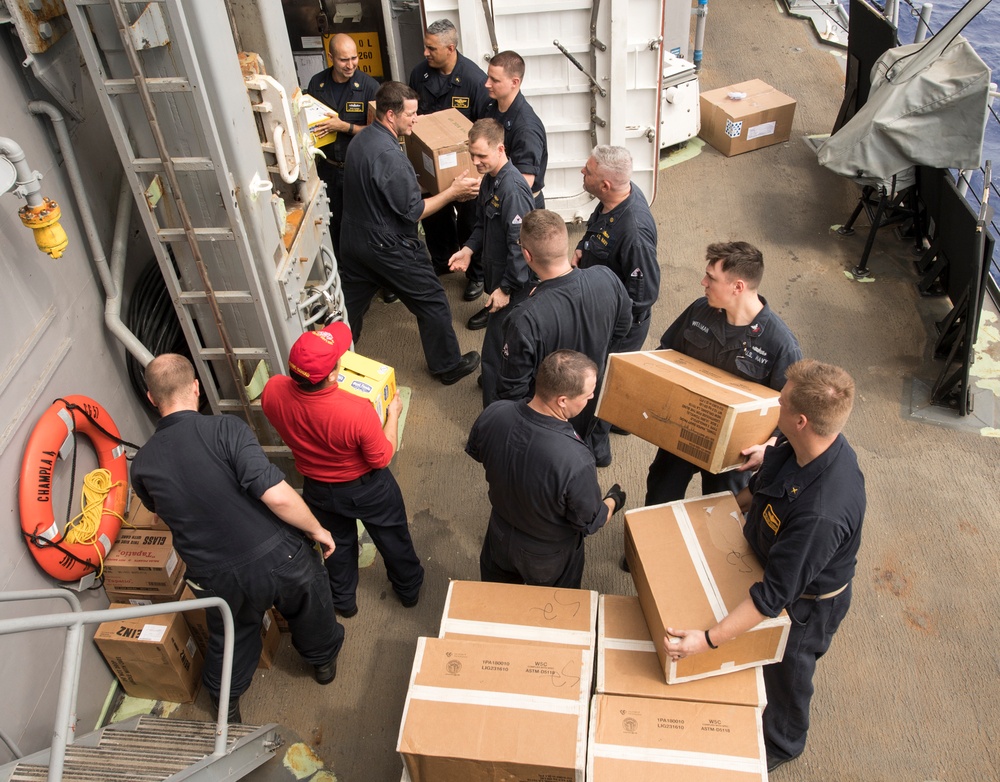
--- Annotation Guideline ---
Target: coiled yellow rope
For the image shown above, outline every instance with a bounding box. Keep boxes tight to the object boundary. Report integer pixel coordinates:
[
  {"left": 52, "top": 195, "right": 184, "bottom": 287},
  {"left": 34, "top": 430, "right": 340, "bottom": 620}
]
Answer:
[{"left": 63, "top": 468, "right": 125, "bottom": 576}]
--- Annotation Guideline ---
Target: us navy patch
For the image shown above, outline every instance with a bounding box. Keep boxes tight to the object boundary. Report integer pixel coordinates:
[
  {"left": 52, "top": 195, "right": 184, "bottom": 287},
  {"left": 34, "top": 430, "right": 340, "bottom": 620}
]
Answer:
[
  {"left": 452, "top": 96, "right": 470, "bottom": 110},
  {"left": 346, "top": 101, "right": 364, "bottom": 112},
  {"left": 512, "top": 214, "right": 522, "bottom": 224}
]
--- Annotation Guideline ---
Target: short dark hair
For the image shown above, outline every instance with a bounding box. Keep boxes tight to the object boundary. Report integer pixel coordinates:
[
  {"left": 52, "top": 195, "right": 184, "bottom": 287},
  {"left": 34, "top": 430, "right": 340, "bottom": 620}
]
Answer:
[
  {"left": 706, "top": 241, "right": 764, "bottom": 288},
  {"left": 469, "top": 118, "right": 505, "bottom": 147},
  {"left": 784, "top": 359, "right": 856, "bottom": 437},
  {"left": 144, "top": 354, "right": 195, "bottom": 407},
  {"left": 426, "top": 19, "right": 458, "bottom": 47},
  {"left": 535, "top": 350, "right": 597, "bottom": 400},
  {"left": 375, "top": 81, "right": 418, "bottom": 120},
  {"left": 489, "top": 50, "right": 525, "bottom": 80}
]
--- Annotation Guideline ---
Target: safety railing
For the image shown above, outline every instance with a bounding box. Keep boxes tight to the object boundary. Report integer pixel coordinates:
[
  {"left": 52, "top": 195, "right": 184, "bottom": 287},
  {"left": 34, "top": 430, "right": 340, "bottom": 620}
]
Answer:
[{"left": 0, "top": 590, "right": 235, "bottom": 782}]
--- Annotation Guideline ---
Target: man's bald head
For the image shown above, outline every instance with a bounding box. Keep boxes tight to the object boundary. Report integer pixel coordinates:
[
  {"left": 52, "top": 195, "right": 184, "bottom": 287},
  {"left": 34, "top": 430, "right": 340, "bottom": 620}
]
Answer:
[{"left": 330, "top": 33, "right": 359, "bottom": 82}]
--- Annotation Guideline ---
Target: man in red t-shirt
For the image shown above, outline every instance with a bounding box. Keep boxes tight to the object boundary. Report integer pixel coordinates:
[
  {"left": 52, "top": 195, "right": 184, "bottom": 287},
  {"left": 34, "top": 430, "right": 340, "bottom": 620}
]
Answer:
[{"left": 261, "top": 322, "right": 423, "bottom": 616}]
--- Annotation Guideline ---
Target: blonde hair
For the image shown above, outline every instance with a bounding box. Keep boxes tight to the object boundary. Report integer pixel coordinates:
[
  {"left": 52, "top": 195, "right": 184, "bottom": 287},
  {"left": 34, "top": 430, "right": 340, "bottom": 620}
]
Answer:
[{"left": 784, "top": 359, "right": 855, "bottom": 437}]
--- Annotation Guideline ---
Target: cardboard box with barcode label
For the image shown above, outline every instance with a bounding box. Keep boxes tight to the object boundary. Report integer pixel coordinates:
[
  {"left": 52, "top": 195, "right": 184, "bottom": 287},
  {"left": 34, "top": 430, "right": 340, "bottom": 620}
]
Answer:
[
  {"left": 94, "top": 607, "right": 203, "bottom": 703},
  {"left": 338, "top": 350, "right": 396, "bottom": 423},
  {"left": 439, "top": 580, "right": 597, "bottom": 652},
  {"left": 257, "top": 608, "right": 281, "bottom": 669},
  {"left": 406, "top": 108, "right": 473, "bottom": 195},
  {"left": 597, "top": 594, "right": 766, "bottom": 707},
  {"left": 625, "top": 492, "right": 790, "bottom": 684},
  {"left": 105, "top": 575, "right": 186, "bottom": 606},
  {"left": 397, "top": 636, "right": 590, "bottom": 782},
  {"left": 595, "top": 350, "right": 780, "bottom": 473},
  {"left": 699, "top": 79, "right": 796, "bottom": 156},
  {"left": 102, "top": 529, "right": 186, "bottom": 593},
  {"left": 587, "top": 694, "right": 767, "bottom": 780}
]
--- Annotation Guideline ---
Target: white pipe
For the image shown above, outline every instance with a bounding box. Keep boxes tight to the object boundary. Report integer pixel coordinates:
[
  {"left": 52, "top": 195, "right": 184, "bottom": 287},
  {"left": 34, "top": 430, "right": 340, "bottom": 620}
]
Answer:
[
  {"left": 105, "top": 177, "right": 154, "bottom": 366},
  {"left": 914, "top": 3, "right": 933, "bottom": 42},
  {"left": 0, "top": 136, "right": 44, "bottom": 207},
  {"left": 28, "top": 101, "right": 116, "bottom": 297}
]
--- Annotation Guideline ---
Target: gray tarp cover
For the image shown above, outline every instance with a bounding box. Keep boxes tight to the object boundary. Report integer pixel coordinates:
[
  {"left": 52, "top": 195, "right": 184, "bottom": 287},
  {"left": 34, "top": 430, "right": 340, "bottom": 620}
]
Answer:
[{"left": 818, "top": 33, "right": 991, "bottom": 185}]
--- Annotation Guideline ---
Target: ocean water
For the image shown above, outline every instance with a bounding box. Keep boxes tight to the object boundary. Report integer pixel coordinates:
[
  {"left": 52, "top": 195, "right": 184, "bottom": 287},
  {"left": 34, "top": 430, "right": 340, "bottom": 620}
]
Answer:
[{"left": 889, "top": 0, "right": 1000, "bottom": 280}]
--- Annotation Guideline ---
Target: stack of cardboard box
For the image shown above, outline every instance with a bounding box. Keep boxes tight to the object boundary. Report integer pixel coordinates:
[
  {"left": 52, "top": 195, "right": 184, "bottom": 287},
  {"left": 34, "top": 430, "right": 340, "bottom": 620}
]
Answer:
[
  {"left": 96, "top": 493, "right": 282, "bottom": 701},
  {"left": 398, "top": 490, "right": 788, "bottom": 779}
]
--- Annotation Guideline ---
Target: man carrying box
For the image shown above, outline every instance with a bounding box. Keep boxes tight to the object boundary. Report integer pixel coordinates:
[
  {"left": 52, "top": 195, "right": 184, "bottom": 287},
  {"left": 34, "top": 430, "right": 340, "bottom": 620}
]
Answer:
[
  {"left": 467, "top": 350, "right": 626, "bottom": 589},
  {"left": 409, "top": 18, "right": 489, "bottom": 295},
  {"left": 663, "top": 359, "right": 865, "bottom": 773},
  {"left": 131, "top": 355, "right": 345, "bottom": 724},
  {"left": 340, "top": 80, "right": 481, "bottom": 385},
  {"left": 644, "top": 241, "right": 801, "bottom": 504},
  {"left": 262, "top": 324, "right": 424, "bottom": 616},
  {"left": 447, "top": 119, "right": 535, "bottom": 406}
]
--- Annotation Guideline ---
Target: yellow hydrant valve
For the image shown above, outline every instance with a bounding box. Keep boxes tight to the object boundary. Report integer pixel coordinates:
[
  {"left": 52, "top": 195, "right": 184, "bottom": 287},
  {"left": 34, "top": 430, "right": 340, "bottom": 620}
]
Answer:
[{"left": 19, "top": 197, "right": 69, "bottom": 259}]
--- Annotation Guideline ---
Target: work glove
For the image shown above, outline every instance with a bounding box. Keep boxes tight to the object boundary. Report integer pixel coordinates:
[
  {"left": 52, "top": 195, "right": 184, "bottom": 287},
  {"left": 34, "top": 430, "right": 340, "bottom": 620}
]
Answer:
[{"left": 603, "top": 483, "right": 626, "bottom": 514}]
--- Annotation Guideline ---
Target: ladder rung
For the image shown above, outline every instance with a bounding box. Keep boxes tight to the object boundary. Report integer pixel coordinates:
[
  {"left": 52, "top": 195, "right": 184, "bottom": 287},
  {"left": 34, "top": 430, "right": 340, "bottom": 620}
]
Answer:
[
  {"left": 261, "top": 445, "right": 293, "bottom": 456},
  {"left": 197, "top": 348, "right": 272, "bottom": 360},
  {"left": 218, "top": 399, "right": 264, "bottom": 411},
  {"left": 132, "top": 157, "right": 215, "bottom": 172},
  {"left": 177, "top": 291, "right": 256, "bottom": 304},
  {"left": 156, "top": 227, "right": 235, "bottom": 242},
  {"left": 104, "top": 77, "right": 191, "bottom": 94}
]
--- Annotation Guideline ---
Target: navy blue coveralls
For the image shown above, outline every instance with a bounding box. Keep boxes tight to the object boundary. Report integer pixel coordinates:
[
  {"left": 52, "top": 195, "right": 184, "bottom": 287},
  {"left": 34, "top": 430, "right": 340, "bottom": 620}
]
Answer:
[
  {"left": 305, "top": 68, "right": 379, "bottom": 260},
  {"left": 466, "top": 400, "right": 610, "bottom": 588},
  {"left": 484, "top": 91, "right": 548, "bottom": 208},
  {"left": 497, "top": 266, "right": 632, "bottom": 465},
  {"left": 645, "top": 296, "right": 802, "bottom": 503},
  {"left": 340, "top": 121, "right": 468, "bottom": 376},
  {"left": 744, "top": 434, "right": 865, "bottom": 763},
  {"left": 463, "top": 159, "right": 535, "bottom": 406},
  {"left": 408, "top": 54, "right": 490, "bottom": 277},
  {"left": 576, "top": 182, "right": 660, "bottom": 351},
  {"left": 131, "top": 411, "right": 345, "bottom": 701}
]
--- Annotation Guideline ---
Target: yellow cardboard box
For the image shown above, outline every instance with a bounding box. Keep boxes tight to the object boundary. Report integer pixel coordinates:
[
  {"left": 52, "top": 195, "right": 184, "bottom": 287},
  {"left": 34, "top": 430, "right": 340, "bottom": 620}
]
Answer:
[
  {"left": 338, "top": 350, "right": 396, "bottom": 423},
  {"left": 301, "top": 93, "right": 337, "bottom": 148}
]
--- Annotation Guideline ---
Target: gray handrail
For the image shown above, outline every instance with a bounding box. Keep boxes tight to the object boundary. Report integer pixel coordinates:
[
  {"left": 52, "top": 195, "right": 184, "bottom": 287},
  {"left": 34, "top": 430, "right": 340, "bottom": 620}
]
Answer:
[{"left": 0, "top": 594, "right": 235, "bottom": 782}]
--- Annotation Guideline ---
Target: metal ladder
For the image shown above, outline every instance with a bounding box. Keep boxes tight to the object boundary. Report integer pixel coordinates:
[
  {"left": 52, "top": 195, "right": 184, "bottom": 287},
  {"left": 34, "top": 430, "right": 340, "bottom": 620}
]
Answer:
[
  {"left": 0, "top": 590, "right": 280, "bottom": 782},
  {"left": 64, "top": 0, "right": 288, "bottom": 426}
]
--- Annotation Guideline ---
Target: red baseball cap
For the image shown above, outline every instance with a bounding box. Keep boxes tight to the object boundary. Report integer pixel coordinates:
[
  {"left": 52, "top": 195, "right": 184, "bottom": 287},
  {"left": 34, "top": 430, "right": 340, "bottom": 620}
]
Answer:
[{"left": 288, "top": 322, "right": 352, "bottom": 384}]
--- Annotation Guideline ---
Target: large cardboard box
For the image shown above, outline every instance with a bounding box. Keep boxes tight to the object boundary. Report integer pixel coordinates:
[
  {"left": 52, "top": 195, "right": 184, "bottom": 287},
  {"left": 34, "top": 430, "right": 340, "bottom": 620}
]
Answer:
[
  {"left": 338, "top": 350, "right": 396, "bottom": 423},
  {"left": 397, "top": 637, "right": 590, "bottom": 782},
  {"left": 406, "top": 108, "right": 472, "bottom": 195},
  {"left": 102, "top": 529, "right": 186, "bottom": 593},
  {"left": 587, "top": 694, "right": 767, "bottom": 780},
  {"left": 699, "top": 78, "right": 796, "bottom": 156},
  {"left": 625, "top": 493, "right": 790, "bottom": 684},
  {"left": 439, "top": 580, "right": 597, "bottom": 651},
  {"left": 595, "top": 350, "right": 780, "bottom": 473},
  {"left": 94, "top": 607, "right": 203, "bottom": 703},
  {"left": 597, "top": 595, "right": 766, "bottom": 708},
  {"left": 125, "top": 490, "right": 169, "bottom": 531}
]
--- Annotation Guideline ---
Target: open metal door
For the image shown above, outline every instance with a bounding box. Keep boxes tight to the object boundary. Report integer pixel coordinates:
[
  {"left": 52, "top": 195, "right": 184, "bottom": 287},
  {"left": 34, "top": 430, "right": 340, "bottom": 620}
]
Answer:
[{"left": 421, "top": 0, "right": 665, "bottom": 221}]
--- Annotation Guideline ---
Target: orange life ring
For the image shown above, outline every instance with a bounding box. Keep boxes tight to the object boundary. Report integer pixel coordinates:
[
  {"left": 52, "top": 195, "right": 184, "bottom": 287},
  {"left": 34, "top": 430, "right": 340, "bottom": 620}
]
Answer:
[{"left": 19, "top": 395, "right": 129, "bottom": 582}]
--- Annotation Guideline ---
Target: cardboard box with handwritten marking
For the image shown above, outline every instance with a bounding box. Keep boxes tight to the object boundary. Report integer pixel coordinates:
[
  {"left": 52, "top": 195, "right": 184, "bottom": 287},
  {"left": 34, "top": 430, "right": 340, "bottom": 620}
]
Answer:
[
  {"left": 438, "top": 580, "right": 597, "bottom": 652},
  {"left": 597, "top": 594, "right": 766, "bottom": 707},
  {"left": 397, "top": 636, "right": 590, "bottom": 782},
  {"left": 625, "top": 492, "right": 790, "bottom": 684}
]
